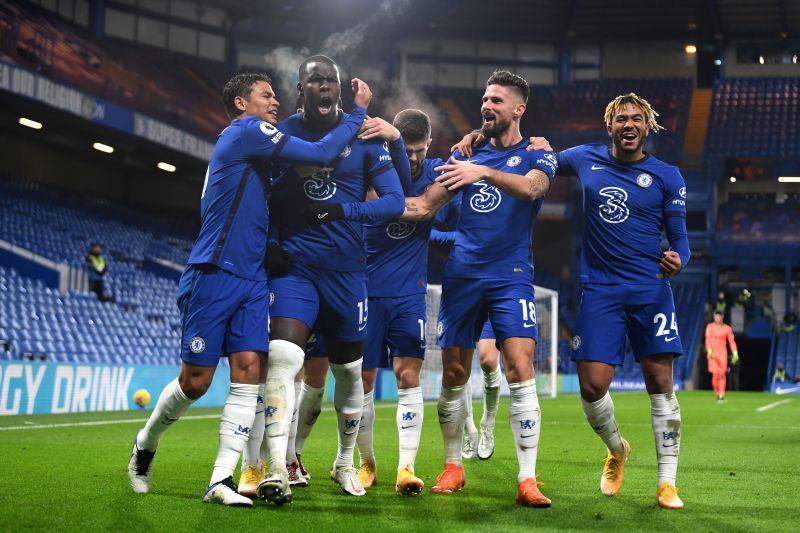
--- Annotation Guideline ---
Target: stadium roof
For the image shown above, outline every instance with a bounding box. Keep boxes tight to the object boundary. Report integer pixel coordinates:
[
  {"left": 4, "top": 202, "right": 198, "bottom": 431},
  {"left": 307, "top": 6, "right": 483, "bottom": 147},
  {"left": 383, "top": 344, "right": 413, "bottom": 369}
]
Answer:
[{"left": 224, "top": 0, "right": 800, "bottom": 46}]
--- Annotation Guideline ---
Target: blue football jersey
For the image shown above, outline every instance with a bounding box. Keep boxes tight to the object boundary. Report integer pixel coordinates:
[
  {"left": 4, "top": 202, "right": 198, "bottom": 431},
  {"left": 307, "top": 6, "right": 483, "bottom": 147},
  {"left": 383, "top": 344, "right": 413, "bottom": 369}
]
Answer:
[
  {"left": 187, "top": 111, "right": 364, "bottom": 280},
  {"left": 444, "top": 142, "right": 557, "bottom": 279},
  {"left": 271, "top": 112, "right": 398, "bottom": 272},
  {"left": 557, "top": 143, "right": 687, "bottom": 284},
  {"left": 365, "top": 158, "right": 442, "bottom": 296}
]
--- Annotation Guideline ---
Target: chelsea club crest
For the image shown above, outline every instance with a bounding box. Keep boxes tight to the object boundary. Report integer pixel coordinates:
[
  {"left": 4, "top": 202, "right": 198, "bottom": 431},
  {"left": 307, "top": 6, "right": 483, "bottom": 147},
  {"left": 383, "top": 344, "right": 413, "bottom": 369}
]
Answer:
[{"left": 636, "top": 173, "right": 653, "bottom": 188}]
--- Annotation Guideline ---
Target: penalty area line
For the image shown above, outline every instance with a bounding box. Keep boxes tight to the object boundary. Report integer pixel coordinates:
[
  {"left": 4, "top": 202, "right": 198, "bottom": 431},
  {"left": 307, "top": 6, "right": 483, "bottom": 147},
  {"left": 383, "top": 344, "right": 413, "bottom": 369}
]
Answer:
[{"left": 756, "top": 399, "right": 792, "bottom": 412}]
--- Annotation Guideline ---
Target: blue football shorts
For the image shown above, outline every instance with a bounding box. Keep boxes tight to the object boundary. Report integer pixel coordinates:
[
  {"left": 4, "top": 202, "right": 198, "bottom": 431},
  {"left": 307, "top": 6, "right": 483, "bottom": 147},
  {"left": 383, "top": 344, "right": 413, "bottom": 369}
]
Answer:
[
  {"left": 479, "top": 320, "right": 495, "bottom": 340},
  {"left": 177, "top": 263, "right": 269, "bottom": 367},
  {"left": 437, "top": 276, "right": 538, "bottom": 349},
  {"left": 269, "top": 260, "right": 368, "bottom": 343},
  {"left": 571, "top": 282, "right": 684, "bottom": 365},
  {"left": 363, "top": 293, "right": 427, "bottom": 370}
]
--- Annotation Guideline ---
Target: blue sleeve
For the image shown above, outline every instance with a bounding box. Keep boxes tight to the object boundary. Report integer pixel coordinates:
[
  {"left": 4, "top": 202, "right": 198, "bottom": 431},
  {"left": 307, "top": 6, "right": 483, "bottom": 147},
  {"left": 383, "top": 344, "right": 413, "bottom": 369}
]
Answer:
[
  {"left": 342, "top": 165, "right": 405, "bottom": 223},
  {"left": 528, "top": 149, "right": 558, "bottom": 181},
  {"left": 556, "top": 146, "right": 581, "bottom": 177},
  {"left": 429, "top": 228, "right": 456, "bottom": 246},
  {"left": 665, "top": 214, "right": 691, "bottom": 269},
  {"left": 662, "top": 168, "right": 687, "bottom": 216},
  {"left": 388, "top": 138, "right": 412, "bottom": 194},
  {"left": 241, "top": 107, "right": 366, "bottom": 165}
]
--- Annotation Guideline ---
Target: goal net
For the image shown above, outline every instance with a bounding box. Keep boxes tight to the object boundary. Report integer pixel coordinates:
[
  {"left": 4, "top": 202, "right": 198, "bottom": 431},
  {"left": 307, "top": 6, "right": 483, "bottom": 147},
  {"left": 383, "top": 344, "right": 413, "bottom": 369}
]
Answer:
[{"left": 421, "top": 284, "right": 559, "bottom": 400}]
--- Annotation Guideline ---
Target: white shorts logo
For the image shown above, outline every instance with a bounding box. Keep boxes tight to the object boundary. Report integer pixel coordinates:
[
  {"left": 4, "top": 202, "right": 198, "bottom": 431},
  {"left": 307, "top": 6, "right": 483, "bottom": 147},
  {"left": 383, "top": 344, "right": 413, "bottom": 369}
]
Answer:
[
  {"left": 469, "top": 180, "right": 502, "bottom": 213},
  {"left": 572, "top": 335, "right": 581, "bottom": 351},
  {"left": 190, "top": 336, "right": 206, "bottom": 354},
  {"left": 303, "top": 170, "right": 337, "bottom": 200},
  {"left": 506, "top": 155, "right": 522, "bottom": 167},
  {"left": 269, "top": 292, "right": 275, "bottom": 306},
  {"left": 636, "top": 173, "right": 653, "bottom": 188},
  {"left": 598, "top": 186, "right": 629, "bottom": 224},
  {"left": 437, "top": 322, "right": 444, "bottom": 338},
  {"left": 386, "top": 221, "right": 416, "bottom": 239}
]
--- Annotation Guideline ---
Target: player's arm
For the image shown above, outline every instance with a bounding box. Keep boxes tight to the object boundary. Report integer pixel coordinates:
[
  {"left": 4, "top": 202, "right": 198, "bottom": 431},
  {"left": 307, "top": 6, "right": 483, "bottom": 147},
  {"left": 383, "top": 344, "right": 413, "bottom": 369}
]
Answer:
[
  {"left": 307, "top": 167, "right": 405, "bottom": 225},
  {"left": 429, "top": 201, "right": 457, "bottom": 245},
  {"left": 429, "top": 227, "right": 456, "bottom": 246},
  {"left": 358, "top": 117, "right": 412, "bottom": 193},
  {"left": 434, "top": 153, "right": 556, "bottom": 202},
  {"left": 450, "top": 131, "right": 552, "bottom": 157},
  {"left": 660, "top": 170, "right": 691, "bottom": 278},
  {"left": 728, "top": 328, "right": 739, "bottom": 364},
  {"left": 401, "top": 182, "right": 454, "bottom": 221},
  {"left": 256, "top": 79, "right": 371, "bottom": 166}
]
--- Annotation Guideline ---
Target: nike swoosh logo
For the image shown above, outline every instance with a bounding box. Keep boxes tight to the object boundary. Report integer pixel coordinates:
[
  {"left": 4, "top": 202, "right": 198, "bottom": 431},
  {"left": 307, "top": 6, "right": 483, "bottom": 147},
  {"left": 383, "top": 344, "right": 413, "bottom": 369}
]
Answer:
[
  {"left": 401, "top": 425, "right": 417, "bottom": 430},
  {"left": 523, "top": 323, "right": 535, "bottom": 328},
  {"left": 343, "top": 430, "right": 357, "bottom": 435},
  {"left": 520, "top": 434, "right": 535, "bottom": 439},
  {"left": 358, "top": 324, "right": 367, "bottom": 331},
  {"left": 591, "top": 164, "right": 605, "bottom": 170},
  {"left": 776, "top": 385, "right": 800, "bottom": 395},
  {"left": 254, "top": 410, "right": 264, "bottom": 415},
  {"left": 664, "top": 336, "right": 677, "bottom": 342},
  {"left": 265, "top": 422, "right": 276, "bottom": 428},
  {"left": 317, "top": 213, "right": 328, "bottom": 220},
  {"left": 661, "top": 443, "right": 677, "bottom": 448}
]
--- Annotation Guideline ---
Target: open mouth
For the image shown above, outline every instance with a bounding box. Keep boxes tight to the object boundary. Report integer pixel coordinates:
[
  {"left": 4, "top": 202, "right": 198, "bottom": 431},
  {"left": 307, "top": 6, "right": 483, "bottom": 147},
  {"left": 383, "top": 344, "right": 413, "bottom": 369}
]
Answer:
[
  {"left": 482, "top": 113, "right": 496, "bottom": 127},
  {"left": 318, "top": 95, "right": 333, "bottom": 115},
  {"left": 621, "top": 131, "right": 638, "bottom": 144}
]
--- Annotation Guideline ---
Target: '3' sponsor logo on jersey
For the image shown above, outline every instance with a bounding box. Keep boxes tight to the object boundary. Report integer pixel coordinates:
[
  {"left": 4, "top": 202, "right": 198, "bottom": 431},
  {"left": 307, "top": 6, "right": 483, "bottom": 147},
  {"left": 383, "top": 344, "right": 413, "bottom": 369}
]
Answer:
[
  {"left": 469, "top": 180, "right": 502, "bottom": 213},
  {"left": 386, "top": 221, "right": 417, "bottom": 239},
  {"left": 598, "top": 186, "right": 629, "bottom": 224},
  {"left": 303, "top": 170, "right": 337, "bottom": 200}
]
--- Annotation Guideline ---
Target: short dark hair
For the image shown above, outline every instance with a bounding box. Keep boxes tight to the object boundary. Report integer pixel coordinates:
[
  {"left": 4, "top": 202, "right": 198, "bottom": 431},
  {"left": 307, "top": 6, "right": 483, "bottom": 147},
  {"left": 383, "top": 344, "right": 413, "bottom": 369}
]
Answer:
[
  {"left": 713, "top": 310, "right": 724, "bottom": 316},
  {"left": 486, "top": 70, "right": 529, "bottom": 104},
  {"left": 222, "top": 73, "right": 271, "bottom": 118},
  {"left": 298, "top": 55, "right": 338, "bottom": 82},
  {"left": 393, "top": 109, "right": 431, "bottom": 143}
]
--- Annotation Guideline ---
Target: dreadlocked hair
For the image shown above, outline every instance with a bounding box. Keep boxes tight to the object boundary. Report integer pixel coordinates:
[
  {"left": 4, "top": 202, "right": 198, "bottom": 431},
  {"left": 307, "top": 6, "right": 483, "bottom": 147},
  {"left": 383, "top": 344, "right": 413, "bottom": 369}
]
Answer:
[{"left": 604, "top": 93, "right": 665, "bottom": 133}]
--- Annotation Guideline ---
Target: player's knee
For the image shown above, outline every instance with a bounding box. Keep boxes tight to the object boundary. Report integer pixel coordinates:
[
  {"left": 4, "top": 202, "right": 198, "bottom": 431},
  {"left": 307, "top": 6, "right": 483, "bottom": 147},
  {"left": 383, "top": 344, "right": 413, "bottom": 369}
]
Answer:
[
  {"left": 267, "top": 340, "right": 304, "bottom": 380},
  {"left": 229, "top": 352, "right": 263, "bottom": 384},
  {"left": 178, "top": 374, "right": 211, "bottom": 400},
  {"left": 442, "top": 365, "right": 469, "bottom": 386},
  {"left": 579, "top": 381, "right": 607, "bottom": 402},
  {"left": 395, "top": 367, "right": 420, "bottom": 389},
  {"left": 362, "top": 369, "right": 377, "bottom": 393}
]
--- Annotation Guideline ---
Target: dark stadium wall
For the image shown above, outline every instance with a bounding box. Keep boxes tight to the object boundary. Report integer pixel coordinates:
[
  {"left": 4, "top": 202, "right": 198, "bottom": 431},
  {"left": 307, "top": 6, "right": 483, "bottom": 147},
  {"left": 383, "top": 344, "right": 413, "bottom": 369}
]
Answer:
[
  {"left": 602, "top": 42, "right": 696, "bottom": 80},
  {"left": 0, "top": 137, "right": 201, "bottom": 212}
]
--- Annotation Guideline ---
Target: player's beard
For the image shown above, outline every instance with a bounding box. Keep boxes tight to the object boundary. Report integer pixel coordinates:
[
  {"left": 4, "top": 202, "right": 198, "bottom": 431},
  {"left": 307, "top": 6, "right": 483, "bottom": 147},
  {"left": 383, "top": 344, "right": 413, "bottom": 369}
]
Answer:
[{"left": 481, "top": 115, "right": 511, "bottom": 139}]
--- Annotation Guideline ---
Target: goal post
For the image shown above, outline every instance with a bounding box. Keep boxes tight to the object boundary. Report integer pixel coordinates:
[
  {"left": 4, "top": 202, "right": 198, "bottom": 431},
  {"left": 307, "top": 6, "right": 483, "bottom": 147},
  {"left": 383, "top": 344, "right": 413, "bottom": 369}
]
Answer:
[{"left": 421, "top": 284, "right": 559, "bottom": 400}]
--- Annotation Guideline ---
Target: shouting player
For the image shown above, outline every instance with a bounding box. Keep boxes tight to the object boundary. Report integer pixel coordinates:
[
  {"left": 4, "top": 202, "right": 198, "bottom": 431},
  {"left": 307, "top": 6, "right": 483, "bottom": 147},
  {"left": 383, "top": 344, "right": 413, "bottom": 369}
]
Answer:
[
  {"left": 127, "top": 73, "right": 372, "bottom": 506},
  {"left": 456, "top": 93, "right": 690, "bottom": 508},
  {"left": 402, "top": 70, "right": 557, "bottom": 507},
  {"left": 258, "top": 55, "right": 404, "bottom": 503}
]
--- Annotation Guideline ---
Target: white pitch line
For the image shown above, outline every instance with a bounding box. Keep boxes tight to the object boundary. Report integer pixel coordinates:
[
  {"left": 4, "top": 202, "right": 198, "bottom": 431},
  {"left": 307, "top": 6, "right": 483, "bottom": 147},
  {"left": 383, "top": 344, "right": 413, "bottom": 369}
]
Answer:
[
  {"left": 0, "top": 413, "right": 220, "bottom": 431},
  {"left": 756, "top": 399, "right": 792, "bottom": 412},
  {"left": 0, "top": 403, "right": 401, "bottom": 432}
]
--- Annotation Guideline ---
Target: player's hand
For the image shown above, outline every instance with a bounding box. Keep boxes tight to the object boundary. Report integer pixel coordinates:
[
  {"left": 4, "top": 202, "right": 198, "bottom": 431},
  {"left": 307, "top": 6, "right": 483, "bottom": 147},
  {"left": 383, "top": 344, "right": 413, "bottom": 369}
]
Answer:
[
  {"left": 707, "top": 348, "right": 714, "bottom": 360},
  {"left": 351, "top": 78, "right": 372, "bottom": 110},
  {"left": 731, "top": 351, "right": 739, "bottom": 365},
  {"left": 305, "top": 202, "right": 345, "bottom": 226},
  {"left": 658, "top": 250, "right": 682, "bottom": 278},
  {"left": 525, "top": 136, "right": 553, "bottom": 152},
  {"left": 450, "top": 131, "right": 484, "bottom": 157},
  {"left": 358, "top": 116, "right": 400, "bottom": 141},
  {"left": 435, "top": 157, "right": 490, "bottom": 191},
  {"left": 265, "top": 243, "right": 294, "bottom": 278}
]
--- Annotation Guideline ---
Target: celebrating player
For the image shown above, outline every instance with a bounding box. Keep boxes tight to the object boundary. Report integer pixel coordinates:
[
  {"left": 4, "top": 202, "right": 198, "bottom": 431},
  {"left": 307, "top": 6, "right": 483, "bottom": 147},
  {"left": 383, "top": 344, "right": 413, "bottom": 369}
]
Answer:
[
  {"left": 558, "top": 94, "right": 689, "bottom": 509},
  {"left": 705, "top": 310, "right": 739, "bottom": 401},
  {"left": 258, "top": 55, "right": 404, "bottom": 503},
  {"left": 401, "top": 70, "right": 557, "bottom": 507},
  {"left": 127, "top": 72, "right": 372, "bottom": 507},
  {"left": 352, "top": 109, "right": 442, "bottom": 495}
]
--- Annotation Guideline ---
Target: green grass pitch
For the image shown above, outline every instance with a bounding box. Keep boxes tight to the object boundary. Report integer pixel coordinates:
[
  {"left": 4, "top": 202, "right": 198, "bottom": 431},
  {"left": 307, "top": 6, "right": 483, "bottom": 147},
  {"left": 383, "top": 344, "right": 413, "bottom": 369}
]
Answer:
[{"left": 0, "top": 391, "right": 797, "bottom": 532}]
